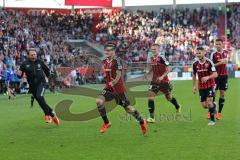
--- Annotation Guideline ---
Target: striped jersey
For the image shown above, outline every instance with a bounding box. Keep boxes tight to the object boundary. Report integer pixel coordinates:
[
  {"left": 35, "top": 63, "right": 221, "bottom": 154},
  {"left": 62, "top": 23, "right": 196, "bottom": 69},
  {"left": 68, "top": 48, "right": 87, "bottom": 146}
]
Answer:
[
  {"left": 150, "top": 55, "right": 170, "bottom": 83},
  {"left": 193, "top": 58, "right": 216, "bottom": 89},
  {"left": 102, "top": 57, "right": 126, "bottom": 93},
  {"left": 211, "top": 50, "right": 228, "bottom": 76}
]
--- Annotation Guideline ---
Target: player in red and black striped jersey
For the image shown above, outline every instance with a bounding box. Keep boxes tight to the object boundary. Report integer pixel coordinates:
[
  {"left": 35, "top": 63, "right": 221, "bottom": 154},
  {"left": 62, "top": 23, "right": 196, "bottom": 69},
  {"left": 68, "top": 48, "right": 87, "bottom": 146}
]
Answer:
[
  {"left": 96, "top": 43, "right": 147, "bottom": 134},
  {"left": 144, "top": 44, "right": 181, "bottom": 123},
  {"left": 193, "top": 46, "right": 218, "bottom": 126},
  {"left": 210, "top": 38, "right": 228, "bottom": 120}
]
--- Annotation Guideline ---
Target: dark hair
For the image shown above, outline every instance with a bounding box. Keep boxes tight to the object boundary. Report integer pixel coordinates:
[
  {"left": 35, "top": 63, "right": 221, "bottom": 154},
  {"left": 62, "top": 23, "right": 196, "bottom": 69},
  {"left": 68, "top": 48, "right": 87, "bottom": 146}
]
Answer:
[
  {"left": 196, "top": 46, "right": 204, "bottom": 50},
  {"left": 104, "top": 43, "right": 116, "bottom": 50},
  {"left": 27, "top": 48, "right": 37, "bottom": 54},
  {"left": 215, "top": 38, "right": 223, "bottom": 42}
]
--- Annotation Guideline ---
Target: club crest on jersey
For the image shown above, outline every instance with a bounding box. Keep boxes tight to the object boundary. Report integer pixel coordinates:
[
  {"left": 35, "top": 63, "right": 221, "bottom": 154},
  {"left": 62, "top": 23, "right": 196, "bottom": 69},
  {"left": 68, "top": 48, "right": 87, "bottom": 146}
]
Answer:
[
  {"left": 26, "top": 65, "right": 30, "bottom": 68},
  {"left": 38, "top": 64, "right": 41, "bottom": 68},
  {"left": 205, "top": 63, "right": 209, "bottom": 68}
]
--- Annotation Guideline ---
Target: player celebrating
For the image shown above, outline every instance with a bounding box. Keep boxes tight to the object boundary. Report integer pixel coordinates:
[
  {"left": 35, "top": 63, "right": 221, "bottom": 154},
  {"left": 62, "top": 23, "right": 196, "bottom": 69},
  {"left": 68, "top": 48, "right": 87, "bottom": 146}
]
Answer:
[
  {"left": 96, "top": 43, "right": 147, "bottom": 134},
  {"left": 145, "top": 43, "right": 181, "bottom": 123},
  {"left": 17, "top": 48, "right": 59, "bottom": 125},
  {"left": 193, "top": 46, "right": 218, "bottom": 126},
  {"left": 211, "top": 38, "right": 228, "bottom": 120}
]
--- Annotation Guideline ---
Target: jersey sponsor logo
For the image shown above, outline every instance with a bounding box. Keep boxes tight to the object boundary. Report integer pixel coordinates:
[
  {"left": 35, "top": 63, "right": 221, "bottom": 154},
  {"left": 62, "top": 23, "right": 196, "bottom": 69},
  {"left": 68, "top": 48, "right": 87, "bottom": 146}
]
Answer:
[
  {"left": 205, "top": 63, "right": 209, "bottom": 68},
  {"left": 26, "top": 65, "right": 30, "bottom": 68},
  {"left": 197, "top": 69, "right": 208, "bottom": 72},
  {"left": 104, "top": 69, "right": 111, "bottom": 72}
]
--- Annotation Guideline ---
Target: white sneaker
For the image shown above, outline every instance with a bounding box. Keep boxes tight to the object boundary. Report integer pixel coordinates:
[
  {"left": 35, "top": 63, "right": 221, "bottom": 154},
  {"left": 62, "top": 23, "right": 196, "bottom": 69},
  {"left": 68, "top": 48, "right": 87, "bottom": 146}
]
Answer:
[
  {"left": 147, "top": 117, "right": 156, "bottom": 123},
  {"left": 208, "top": 121, "right": 215, "bottom": 126}
]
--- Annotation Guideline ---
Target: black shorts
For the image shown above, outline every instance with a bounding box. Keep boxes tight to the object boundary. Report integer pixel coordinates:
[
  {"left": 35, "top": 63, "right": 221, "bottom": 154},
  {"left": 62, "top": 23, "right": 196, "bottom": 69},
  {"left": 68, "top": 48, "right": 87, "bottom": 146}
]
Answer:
[
  {"left": 5, "top": 81, "right": 14, "bottom": 88},
  {"left": 149, "top": 82, "right": 173, "bottom": 95},
  {"left": 215, "top": 75, "right": 228, "bottom": 91},
  {"left": 30, "top": 83, "right": 47, "bottom": 98},
  {"left": 99, "top": 89, "right": 130, "bottom": 108},
  {"left": 199, "top": 87, "right": 214, "bottom": 102}
]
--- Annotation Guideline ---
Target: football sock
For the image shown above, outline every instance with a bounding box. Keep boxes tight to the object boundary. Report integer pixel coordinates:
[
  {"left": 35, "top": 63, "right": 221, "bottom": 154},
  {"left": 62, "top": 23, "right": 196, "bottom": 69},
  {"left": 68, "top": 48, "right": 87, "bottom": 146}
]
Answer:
[
  {"left": 218, "top": 97, "right": 225, "bottom": 113},
  {"left": 170, "top": 97, "right": 180, "bottom": 110},
  {"left": 97, "top": 105, "right": 109, "bottom": 124},
  {"left": 130, "top": 110, "right": 144, "bottom": 124},
  {"left": 209, "top": 103, "right": 216, "bottom": 122},
  {"left": 31, "top": 96, "right": 34, "bottom": 107},
  {"left": 148, "top": 99, "right": 155, "bottom": 118}
]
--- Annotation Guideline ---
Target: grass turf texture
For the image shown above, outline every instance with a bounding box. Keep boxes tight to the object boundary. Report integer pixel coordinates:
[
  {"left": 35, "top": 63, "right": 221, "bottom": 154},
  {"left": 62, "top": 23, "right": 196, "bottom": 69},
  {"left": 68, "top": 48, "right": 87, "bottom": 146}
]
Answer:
[{"left": 0, "top": 79, "right": 239, "bottom": 160}]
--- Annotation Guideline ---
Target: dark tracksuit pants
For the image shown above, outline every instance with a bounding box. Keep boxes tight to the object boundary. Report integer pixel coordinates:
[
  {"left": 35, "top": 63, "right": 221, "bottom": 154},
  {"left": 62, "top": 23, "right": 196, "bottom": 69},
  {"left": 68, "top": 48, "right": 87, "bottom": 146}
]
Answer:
[{"left": 30, "top": 83, "right": 54, "bottom": 117}]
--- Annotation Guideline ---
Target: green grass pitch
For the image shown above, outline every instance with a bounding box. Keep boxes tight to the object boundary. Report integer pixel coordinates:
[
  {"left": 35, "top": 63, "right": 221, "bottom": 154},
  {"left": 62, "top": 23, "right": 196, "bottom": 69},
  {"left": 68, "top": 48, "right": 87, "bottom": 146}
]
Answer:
[{"left": 0, "top": 79, "right": 239, "bottom": 160}]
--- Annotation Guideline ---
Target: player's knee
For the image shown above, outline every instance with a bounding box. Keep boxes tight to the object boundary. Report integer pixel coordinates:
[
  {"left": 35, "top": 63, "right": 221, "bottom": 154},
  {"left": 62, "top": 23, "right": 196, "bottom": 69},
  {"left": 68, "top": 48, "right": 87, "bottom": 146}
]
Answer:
[
  {"left": 206, "top": 101, "right": 213, "bottom": 108},
  {"left": 125, "top": 105, "right": 135, "bottom": 113},
  {"left": 148, "top": 91, "right": 155, "bottom": 99},
  {"left": 148, "top": 96, "right": 154, "bottom": 101},
  {"left": 202, "top": 105, "right": 208, "bottom": 109},
  {"left": 220, "top": 92, "right": 225, "bottom": 98},
  {"left": 201, "top": 102, "right": 208, "bottom": 109},
  {"left": 96, "top": 98, "right": 104, "bottom": 107},
  {"left": 96, "top": 95, "right": 105, "bottom": 106},
  {"left": 165, "top": 94, "right": 172, "bottom": 101}
]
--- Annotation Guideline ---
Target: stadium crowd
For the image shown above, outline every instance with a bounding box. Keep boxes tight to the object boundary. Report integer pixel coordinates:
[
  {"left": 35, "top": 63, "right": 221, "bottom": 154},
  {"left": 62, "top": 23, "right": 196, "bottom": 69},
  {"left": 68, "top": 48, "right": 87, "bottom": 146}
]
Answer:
[
  {"left": 0, "top": 8, "right": 93, "bottom": 93},
  {"left": 96, "top": 4, "right": 240, "bottom": 64}
]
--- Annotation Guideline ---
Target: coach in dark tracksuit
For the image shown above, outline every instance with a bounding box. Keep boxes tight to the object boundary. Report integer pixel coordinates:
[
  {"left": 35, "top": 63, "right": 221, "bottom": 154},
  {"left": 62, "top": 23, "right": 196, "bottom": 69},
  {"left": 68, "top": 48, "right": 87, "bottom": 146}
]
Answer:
[{"left": 17, "top": 48, "right": 59, "bottom": 125}]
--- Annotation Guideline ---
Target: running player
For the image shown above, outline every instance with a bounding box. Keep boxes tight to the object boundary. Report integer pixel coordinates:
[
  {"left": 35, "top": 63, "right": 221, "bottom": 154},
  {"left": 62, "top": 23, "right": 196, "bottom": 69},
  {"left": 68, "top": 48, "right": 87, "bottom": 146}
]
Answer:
[
  {"left": 96, "top": 43, "right": 147, "bottom": 134},
  {"left": 145, "top": 43, "right": 181, "bottom": 123},
  {"left": 211, "top": 38, "right": 228, "bottom": 120},
  {"left": 193, "top": 46, "right": 218, "bottom": 126},
  {"left": 17, "top": 48, "right": 59, "bottom": 125}
]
